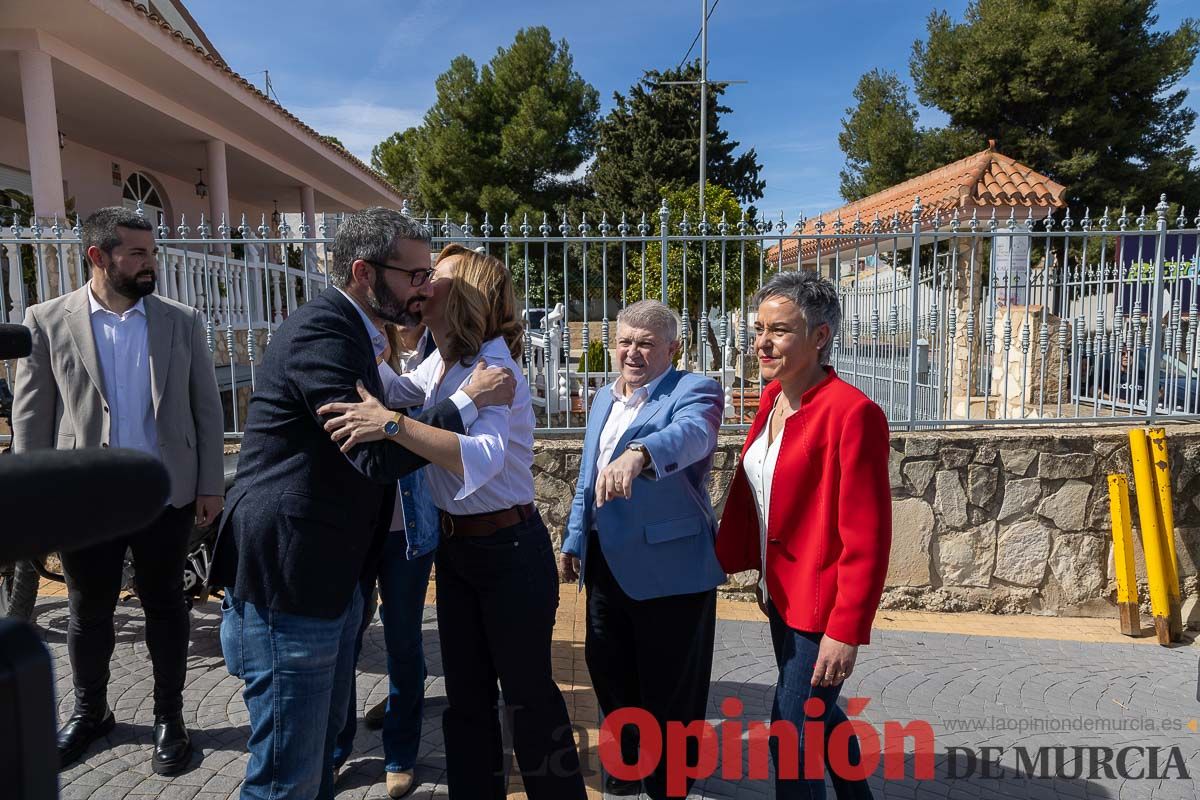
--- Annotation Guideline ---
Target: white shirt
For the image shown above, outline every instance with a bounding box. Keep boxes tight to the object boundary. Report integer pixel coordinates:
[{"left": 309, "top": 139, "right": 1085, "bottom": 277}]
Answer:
[
  {"left": 743, "top": 418, "right": 782, "bottom": 600},
  {"left": 379, "top": 336, "right": 534, "bottom": 514},
  {"left": 335, "top": 289, "right": 479, "bottom": 525},
  {"left": 594, "top": 371, "right": 670, "bottom": 474},
  {"left": 88, "top": 288, "right": 156, "bottom": 457},
  {"left": 336, "top": 288, "right": 476, "bottom": 422}
]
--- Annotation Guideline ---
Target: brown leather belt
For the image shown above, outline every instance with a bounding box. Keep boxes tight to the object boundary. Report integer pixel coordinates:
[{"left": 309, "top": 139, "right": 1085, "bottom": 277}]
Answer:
[{"left": 439, "top": 503, "right": 537, "bottom": 538}]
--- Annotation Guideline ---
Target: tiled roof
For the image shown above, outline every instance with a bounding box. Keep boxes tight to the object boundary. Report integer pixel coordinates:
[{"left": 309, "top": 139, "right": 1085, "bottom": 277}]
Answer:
[
  {"left": 770, "top": 143, "right": 1066, "bottom": 266},
  {"left": 122, "top": 1, "right": 402, "bottom": 203}
]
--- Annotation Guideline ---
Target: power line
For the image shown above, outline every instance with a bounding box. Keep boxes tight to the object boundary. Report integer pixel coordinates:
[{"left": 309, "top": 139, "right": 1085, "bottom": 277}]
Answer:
[{"left": 676, "top": 0, "right": 720, "bottom": 72}]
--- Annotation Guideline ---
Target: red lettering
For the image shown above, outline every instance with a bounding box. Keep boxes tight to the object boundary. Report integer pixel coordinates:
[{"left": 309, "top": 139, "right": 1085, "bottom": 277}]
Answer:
[
  {"left": 746, "top": 720, "right": 799, "bottom": 780},
  {"left": 827, "top": 719, "right": 881, "bottom": 781},
  {"left": 719, "top": 698, "right": 744, "bottom": 780},
  {"left": 803, "top": 719, "right": 826, "bottom": 780},
  {"left": 599, "top": 707, "right": 660, "bottom": 782},
  {"left": 883, "top": 720, "right": 936, "bottom": 779},
  {"left": 665, "top": 720, "right": 719, "bottom": 797}
]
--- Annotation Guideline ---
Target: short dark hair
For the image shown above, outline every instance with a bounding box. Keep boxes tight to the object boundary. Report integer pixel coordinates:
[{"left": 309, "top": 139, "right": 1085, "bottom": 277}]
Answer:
[
  {"left": 330, "top": 207, "right": 430, "bottom": 288},
  {"left": 81, "top": 207, "right": 154, "bottom": 256},
  {"left": 754, "top": 269, "right": 843, "bottom": 365}
]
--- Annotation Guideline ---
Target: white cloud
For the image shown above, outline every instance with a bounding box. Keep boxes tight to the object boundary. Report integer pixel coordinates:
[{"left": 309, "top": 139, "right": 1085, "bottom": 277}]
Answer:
[{"left": 287, "top": 102, "right": 425, "bottom": 161}]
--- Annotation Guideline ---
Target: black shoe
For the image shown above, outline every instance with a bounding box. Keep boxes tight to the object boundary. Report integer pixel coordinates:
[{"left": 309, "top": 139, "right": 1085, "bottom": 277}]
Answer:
[
  {"left": 151, "top": 714, "right": 193, "bottom": 776},
  {"left": 364, "top": 697, "right": 388, "bottom": 731},
  {"left": 57, "top": 709, "right": 116, "bottom": 768},
  {"left": 604, "top": 774, "right": 643, "bottom": 796}
]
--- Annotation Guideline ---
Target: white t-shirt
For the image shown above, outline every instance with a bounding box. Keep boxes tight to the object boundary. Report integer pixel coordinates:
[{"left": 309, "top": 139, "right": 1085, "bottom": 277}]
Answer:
[{"left": 742, "top": 416, "right": 782, "bottom": 600}]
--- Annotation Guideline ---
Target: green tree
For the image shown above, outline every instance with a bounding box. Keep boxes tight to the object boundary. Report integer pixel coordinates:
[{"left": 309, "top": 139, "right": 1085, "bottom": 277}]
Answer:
[
  {"left": 320, "top": 134, "right": 347, "bottom": 151},
  {"left": 589, "top": 62, "right": 765, "bottom": 215},
  {"left": 371, "top": 128, "right": 425, "bottom": 209},
  {"left": 838, "top": 69, "right": 981, "bottom": 201},
  {"left": 627, "top": 184, "right": 761, "bottom": 368},
  {"left": 373, "top": 27, "right": 599, "bottom": 220},
  {"left": 910, "top": 0, "right": 1200, "bottom": 210}
]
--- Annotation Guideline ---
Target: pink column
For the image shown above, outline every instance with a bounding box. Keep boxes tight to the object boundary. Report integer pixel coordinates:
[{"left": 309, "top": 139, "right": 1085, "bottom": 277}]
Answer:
[
  {"left": 18, "top": 50, "right": 65, "bottom": 220},
  {"left": 300, "top": 185, "right": 317, "bottom": 273},
  {"left": 206, "top": 139, "right": 230, "bottom": 229}
]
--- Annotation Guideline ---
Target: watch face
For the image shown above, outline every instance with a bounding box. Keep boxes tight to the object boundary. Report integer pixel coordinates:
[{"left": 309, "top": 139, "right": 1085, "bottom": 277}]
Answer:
[{"left": 384, "top": 420, "right": 400, "bottom": 436}]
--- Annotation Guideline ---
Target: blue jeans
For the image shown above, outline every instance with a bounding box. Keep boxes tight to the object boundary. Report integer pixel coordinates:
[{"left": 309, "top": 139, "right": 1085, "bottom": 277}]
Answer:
[
  {"left": 769, "top": 602, "right": 874, "bottom": 800},
  {"left": 333, "top": 542, "right": 435, "bottom": 772},
  {"left": 220, "top": 589, "right": 364, "bottom": 800}
]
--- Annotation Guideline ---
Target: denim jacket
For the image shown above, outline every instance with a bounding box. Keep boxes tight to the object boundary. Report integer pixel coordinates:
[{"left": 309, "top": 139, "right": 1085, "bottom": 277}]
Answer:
[
  {"left": 394, "top": 466, "right": 439, "bottom": 559},
  {"left": 388, "top": 331, "right": 442, "bottom": 559}
]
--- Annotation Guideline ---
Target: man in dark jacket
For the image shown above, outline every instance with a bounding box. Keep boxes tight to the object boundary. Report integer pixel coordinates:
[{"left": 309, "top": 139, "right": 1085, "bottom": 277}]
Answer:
[{"left": 211, "top": 208, "right": 513, "bottom": 800}]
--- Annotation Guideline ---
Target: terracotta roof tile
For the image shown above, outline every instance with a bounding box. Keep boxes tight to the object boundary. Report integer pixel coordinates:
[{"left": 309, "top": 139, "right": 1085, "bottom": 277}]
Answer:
[
  {"left": 122, "top": 2, "right": 402, "bottom": 205},
  {"left": 769, "top": 145, "right": 1066, "bottom": 266}
]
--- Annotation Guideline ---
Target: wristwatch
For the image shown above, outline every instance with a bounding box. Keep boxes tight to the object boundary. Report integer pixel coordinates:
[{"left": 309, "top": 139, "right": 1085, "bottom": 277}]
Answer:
[
  {"left": 383, "top": 412, "right": 402, "bottom": 437},
  {"left": 626, "top": 442, "right": 650, "bottom": 466}
]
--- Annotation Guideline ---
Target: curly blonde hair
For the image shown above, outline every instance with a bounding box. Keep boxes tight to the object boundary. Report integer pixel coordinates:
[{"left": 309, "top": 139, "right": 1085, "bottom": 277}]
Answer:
[{"left": 435, "top": 244, "right": 524, "bottom": 365}]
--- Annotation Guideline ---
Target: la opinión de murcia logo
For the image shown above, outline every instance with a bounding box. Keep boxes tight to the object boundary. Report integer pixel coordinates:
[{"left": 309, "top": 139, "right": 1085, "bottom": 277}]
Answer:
[{"left": 590, "top": 697, "right": 1193, "bottom": 792}]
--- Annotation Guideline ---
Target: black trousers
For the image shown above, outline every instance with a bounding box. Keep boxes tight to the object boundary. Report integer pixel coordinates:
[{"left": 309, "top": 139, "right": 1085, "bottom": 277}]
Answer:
[
  {"left": 584, "top": 531, "right": 717, "bottom": 800},
  {"left": 435, "top": 513, "right": 585, "bottom": 799},
  {"left": 59, "top": 502, "right": 194, "bottom": 719}
]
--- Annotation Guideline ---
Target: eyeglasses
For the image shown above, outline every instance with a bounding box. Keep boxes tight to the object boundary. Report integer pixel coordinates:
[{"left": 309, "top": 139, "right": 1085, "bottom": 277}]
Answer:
[{"left": 365, "top": 259, "right": 433, "bottom": 287}]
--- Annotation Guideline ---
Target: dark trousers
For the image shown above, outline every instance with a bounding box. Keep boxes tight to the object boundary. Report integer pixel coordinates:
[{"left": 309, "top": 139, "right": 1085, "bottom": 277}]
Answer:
[
  {"left": 435, "top": 513, "right": 585, "bottom": 800},
  {"left": 60, "top": 502, "right": 194, "bottom": 718},
  {"left": 334, "top": 545, "right": 435, "bottom": 772},
  {"left": 584, "top": 531, "right": 717, "bottom": 800},
  {"left": 768, "top": 602, "right": 874, "bottom": 800}
]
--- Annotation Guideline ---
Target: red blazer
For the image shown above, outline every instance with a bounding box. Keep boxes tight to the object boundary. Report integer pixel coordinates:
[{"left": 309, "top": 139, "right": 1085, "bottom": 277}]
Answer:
[{"left": 715, "top": 369, "right": 892, "bottom": 645}]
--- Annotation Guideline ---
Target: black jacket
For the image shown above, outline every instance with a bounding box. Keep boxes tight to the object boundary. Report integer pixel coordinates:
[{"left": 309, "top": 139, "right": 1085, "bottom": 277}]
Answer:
[{"left": 210, "top": 288, "right": 463, "bottom": 618}]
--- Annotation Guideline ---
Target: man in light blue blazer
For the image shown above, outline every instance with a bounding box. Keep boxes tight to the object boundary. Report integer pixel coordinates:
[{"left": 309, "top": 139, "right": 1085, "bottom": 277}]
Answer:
[{"left": 560, "top": 300, "right": 724, "bottom": 800}]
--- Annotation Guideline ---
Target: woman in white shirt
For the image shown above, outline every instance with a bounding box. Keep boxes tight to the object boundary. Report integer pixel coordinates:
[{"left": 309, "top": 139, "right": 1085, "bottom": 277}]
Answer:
[{"left": 318, "top": 245, "right": 585, "bottom": 799}]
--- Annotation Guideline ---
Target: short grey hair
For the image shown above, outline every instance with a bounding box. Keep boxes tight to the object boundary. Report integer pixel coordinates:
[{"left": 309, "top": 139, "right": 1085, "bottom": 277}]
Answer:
[
  {"left": 82, "top": 207, "right": 154, "bottom": 256},
  {"left": 616, "top": 300, "right": 681, "bottom": 342},
  {"left": 330, "top": 207, "right": 430, "bottom": 288},
  {"left": 753, "top": 270, "right": 842, "bottom": 364}
]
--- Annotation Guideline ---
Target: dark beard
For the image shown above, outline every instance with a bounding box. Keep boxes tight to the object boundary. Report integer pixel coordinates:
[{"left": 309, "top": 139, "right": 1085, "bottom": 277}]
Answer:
[
  {"left": 107, "top": 268, "right": 156, "bottom": 300},
  {"left": 367, "top": 271, "right": 421, "bottom": 326}
]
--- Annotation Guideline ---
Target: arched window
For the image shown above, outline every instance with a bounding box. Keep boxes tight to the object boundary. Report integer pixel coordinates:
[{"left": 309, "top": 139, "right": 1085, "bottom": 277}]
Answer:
[{"left": 121, "top": 172, "right": 166, "bottom": 227}]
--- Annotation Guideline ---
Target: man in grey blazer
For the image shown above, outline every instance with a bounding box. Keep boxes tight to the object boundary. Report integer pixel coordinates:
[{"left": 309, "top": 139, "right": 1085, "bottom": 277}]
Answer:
[{"left": 11, "top": 206, "right": 224, "bottom": 775}]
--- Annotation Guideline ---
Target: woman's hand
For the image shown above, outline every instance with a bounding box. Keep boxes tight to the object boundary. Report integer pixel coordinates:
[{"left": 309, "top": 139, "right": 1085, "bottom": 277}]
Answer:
[
  {"left": 811, "top": 634, "right": 858, "bottom": 687},
  {"left": 318, "top": 381, "right": 394, "bottom": 453}
]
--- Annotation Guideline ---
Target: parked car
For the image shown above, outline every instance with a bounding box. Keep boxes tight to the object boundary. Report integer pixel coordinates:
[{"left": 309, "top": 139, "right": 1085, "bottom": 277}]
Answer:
[{"left": 1085, "top": 347, "right": 1200, "bottom": 413}]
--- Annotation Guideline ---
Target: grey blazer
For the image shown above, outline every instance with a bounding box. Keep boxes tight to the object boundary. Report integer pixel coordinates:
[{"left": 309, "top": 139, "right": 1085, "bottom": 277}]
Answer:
[{"left": 11, "top": 285, "right": 225, "bottom": 508}]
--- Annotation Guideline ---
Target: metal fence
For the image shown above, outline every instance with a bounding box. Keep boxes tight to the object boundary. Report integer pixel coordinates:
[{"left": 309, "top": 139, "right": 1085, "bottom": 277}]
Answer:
[{"left": 2, "top": 196, "right": 1199, "bottom": 439}]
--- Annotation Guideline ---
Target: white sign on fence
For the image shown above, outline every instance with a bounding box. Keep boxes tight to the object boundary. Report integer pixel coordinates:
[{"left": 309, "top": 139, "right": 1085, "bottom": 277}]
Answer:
[{"left": 993, "top": 234, "right": 1031, "bottom": 306}]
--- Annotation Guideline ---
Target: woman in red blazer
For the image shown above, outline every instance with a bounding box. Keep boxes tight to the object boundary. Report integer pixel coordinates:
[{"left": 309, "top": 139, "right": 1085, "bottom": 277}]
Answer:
[{"left": 716, "top": 269, "right": 891, "bottom": 799}]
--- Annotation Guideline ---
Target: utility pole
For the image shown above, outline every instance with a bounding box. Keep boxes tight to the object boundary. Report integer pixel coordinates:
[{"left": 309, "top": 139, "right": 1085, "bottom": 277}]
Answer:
[
  {"left": 658, "top": 0, "right": 745, "bottom": 217},
  {"left": 699, "top": 0, "right": 707, "bottom": 217}
]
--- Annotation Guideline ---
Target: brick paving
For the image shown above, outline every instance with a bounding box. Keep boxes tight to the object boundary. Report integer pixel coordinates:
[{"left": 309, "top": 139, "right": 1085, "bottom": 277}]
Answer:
[{"left": 30, "top": 584, "right": 1200, "bottom": 799}]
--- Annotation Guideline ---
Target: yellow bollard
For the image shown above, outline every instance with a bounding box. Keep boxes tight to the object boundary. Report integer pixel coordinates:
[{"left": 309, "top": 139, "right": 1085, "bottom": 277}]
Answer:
[
  {"left": 1129, "top": 429, "right": 1173, "bottom": 645},
  {"left": 1107, "top": 474, "right": 1142, "bottom": 636},
  {"left": 1147, "top": 427, "right": 1183, "bottom": 640}
]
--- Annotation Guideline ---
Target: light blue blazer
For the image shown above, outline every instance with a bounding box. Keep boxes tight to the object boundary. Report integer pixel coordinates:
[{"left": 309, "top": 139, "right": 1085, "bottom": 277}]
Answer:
[{"left": 562, "top": 368, "right": 726, "bottom": 600}]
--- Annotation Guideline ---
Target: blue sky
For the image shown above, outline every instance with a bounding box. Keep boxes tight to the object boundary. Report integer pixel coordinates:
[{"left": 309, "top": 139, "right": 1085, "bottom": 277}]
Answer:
[{"left": 190, "top": 0, "right": 1200, "bottom": 219}]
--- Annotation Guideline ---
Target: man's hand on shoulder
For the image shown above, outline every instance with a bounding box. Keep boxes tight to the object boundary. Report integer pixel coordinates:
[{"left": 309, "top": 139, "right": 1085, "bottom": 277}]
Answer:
[{"left": 462, "top": 361, "right": 516, "bottom": 408}]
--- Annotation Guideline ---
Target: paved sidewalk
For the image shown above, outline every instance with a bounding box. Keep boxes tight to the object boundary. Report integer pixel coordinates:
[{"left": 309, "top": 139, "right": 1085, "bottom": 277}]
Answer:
[{"left": 34, "top": 583, "right": 1200, "bottom": 799}]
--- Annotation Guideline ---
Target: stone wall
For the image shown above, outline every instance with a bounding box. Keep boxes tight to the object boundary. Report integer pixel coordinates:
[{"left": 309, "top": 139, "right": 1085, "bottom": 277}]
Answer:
[
  {"left": 211, "top": 423, "right": 1200, "bottom": 619},
  {"left": 530, "top": 424, "right": 1200, "bottom": 619}
]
